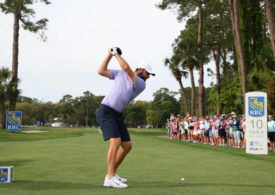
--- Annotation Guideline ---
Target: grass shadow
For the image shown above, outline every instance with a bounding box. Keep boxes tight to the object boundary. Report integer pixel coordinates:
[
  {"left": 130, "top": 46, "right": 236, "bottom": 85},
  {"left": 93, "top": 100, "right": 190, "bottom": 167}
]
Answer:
[
  {"left": 1, "top": 180, "right": 102, "bottom": 190},
  {"left": 157, "top": 136, "right": 275, "bottom": 164},
  {"left": 133, "top": 181, "right": 275, "bottom": 189},
  {"left": 2, "top": 180, "right": 275, "bottom": 190},
  {"left": 0, "top": 159, "right": 34, "bottom": 167}
]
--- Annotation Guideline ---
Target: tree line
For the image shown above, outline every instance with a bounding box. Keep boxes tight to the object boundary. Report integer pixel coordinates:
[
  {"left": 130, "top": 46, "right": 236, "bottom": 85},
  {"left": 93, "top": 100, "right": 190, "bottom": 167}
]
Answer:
[
  {"left": 0, "top": 0, "right": 274, "bottom": 128},
  {"left": 0, "top": 68, "right": 239, "bottom": 129},
  {"left": 0, "top": 66, "right": 273, "bottom": 128},
  {"left": 158, "top": 0, "right": 275, "bottom": 117}
]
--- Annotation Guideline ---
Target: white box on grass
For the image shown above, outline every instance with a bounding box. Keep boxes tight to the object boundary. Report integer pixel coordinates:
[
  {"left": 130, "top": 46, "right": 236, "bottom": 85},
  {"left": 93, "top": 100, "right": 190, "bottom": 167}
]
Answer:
[{"left": 0, "top": 166, "right": 14, "bottom": 183}]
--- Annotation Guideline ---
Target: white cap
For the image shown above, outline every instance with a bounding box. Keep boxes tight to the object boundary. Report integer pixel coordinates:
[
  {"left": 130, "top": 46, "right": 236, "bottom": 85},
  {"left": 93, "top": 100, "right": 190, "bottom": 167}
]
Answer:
[{"left": 138, "top": 62, "right": 155, "bottom": 76}]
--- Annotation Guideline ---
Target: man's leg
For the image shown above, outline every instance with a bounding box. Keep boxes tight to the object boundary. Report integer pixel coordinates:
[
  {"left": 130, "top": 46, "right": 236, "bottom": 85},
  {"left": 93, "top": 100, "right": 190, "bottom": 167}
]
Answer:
[
  {"left": 114, "top": 141, "right": 132, "bottom": 173},
  {"left": 107, "top": 137, "right": 121, "bottom": 178}
]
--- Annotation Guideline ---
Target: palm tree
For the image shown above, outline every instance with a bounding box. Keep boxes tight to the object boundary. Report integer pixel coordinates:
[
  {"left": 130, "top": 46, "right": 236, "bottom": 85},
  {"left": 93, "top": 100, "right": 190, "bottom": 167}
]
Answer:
[
  {"left": 172, "top": 30, "right": 200, "bottom": 116},
  {"left": 183, "top": 57, "right": 197, "bottom": 116},
  {"left": 164, "top": 58, "right": 189, "bottom": 115},
  {"left": 0, "top": 0, "right": 51, "bottom": 110}
]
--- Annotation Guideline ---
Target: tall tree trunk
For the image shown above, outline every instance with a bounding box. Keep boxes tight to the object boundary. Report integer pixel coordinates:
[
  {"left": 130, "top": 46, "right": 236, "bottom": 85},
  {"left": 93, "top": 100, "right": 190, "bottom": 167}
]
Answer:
[
  {"left": 221, "top": 48, "right": 228, "bottom": 76},
  {"left": 233, "top": 47, "right": 239, "bottom": 74},
  {"left": 212, "top": 47, "right": 221, "bottom": 115},
  {"left": 177, "top": 80, "right": 189, "bottom": 115},
  {"left": 10, "top": 12, "right": 20, "bottom": 111},
  {"left": 228, "top": 0, "right": 247, "bottom": 109},
  {"left": 233, "top": 0, "right": 247, "bottom": 108},
  {"left": 228, "top": 0, "right": 239, "bottom": 75},
  {"left": 189, "top": 66, "right": 196, "bottom": 116},
  {"left": 198, "top": 3, "right": 204, "bottom": 117},
  {"left": 265, "top": 0, "right": 275, "bottom": 57}
]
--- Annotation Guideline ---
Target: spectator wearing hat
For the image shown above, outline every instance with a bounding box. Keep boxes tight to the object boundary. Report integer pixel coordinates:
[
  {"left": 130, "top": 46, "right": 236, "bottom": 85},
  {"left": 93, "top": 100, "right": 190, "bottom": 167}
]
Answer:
[
  {"left": 199, "top": 118, "right": 206, "bottom": 144},
  {"left": 182, "top": 117, "right": 188, "bottom": 141},
  {"left": 227, "top": 115, "right": 234, "bottom": 146}
]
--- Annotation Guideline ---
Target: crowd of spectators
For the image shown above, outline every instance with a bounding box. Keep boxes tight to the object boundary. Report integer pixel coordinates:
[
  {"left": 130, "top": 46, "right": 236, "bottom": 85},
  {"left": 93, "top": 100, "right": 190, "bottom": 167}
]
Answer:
[{"left": 166, "top": 113, "right": 275, "bottom": 152}]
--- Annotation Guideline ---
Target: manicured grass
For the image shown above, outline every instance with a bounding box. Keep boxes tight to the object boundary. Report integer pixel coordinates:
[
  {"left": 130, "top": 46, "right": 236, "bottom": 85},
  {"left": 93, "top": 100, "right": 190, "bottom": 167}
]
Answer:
[{"left": 0, "top": 127, "right": 275, "bottom": 195}]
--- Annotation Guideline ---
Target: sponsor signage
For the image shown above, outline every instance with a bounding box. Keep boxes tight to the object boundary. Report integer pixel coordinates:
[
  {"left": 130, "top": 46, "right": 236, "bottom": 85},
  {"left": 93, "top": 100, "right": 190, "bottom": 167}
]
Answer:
[
  {"left": 6, "top": 111, "right": 22, "bottom": 132},
  {"left": 0, "top": 166, "right": 14, "bottom": 183},
  {"left": 245, "top": 92, "right": 267, "bottom": 154}
]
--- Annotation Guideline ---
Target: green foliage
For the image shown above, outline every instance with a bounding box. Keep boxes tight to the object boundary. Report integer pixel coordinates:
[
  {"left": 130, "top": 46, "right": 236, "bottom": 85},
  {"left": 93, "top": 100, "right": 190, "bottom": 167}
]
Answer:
[
  {"left": 11, "top": 91, "right": 103, "bottom": 127},
  {"left": 264, "top": 74, "right": 275, "bottom": 115},
  {"left": 0, "top": 67, "right": 20, "bottom": 128},
  {"left": 146, "top": 109, "right": 159, "bottom": 127},
  {"left": 0, "top": 67, "right": 11, "bottom": 101},
  {"left": 206, "top": 87, "right": 217, "bottom": 114},
  {"left": 124, "top": 103, "right": 145, "bottom": 127},
  {"left": 239, "top": 0, "right": 265, "bottom": 70},
  {"left": 0, "top": 0, "right": 51, "bottom": 40},
  {"left": 247, "top": 67, "right": 272, "bottom": 91},
  {"left": 148, "top": 88, "right": 180, "bottom": 126},
  {"left": 159, "top": 0, "right": 274, "bottom": 117},
  {"left": 16, "top": 102, "right": 36, "bottom": 125},
  {"left": 157, "top": 0, "right": 203, "bottom": 22},
  {"left": 220, "top": 77, "right": 243, "bottom": 115}
]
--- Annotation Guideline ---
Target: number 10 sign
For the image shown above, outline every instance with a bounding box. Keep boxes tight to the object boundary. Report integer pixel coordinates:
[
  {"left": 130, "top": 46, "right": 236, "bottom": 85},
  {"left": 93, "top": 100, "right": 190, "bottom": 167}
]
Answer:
[{"left": 245, "top": 92, "right": 267, "bottom": 154}]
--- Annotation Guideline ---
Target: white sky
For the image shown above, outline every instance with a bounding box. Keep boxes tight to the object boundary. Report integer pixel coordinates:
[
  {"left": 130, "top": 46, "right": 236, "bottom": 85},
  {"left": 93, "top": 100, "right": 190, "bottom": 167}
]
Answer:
[{"left": 0, "top": 0, "right": 215, "bottom": 103}]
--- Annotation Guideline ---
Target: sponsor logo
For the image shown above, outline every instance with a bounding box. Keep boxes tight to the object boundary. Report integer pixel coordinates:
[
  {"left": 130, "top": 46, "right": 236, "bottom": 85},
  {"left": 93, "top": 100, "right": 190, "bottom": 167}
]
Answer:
[
  {"left": 250, "top": 141, "right": 263, "bottom": 147},
  {"left": 6, "top": 111, "right": 22, "bottom": 131},
  {"left": 0, "top": 169, "right": 8, "bottom": 182},
  {"left": 249, "top": 141, "right": 264, "bottom": 151},
  {"left": 248, "top": 97, "right": 264, "bottom": 117}
]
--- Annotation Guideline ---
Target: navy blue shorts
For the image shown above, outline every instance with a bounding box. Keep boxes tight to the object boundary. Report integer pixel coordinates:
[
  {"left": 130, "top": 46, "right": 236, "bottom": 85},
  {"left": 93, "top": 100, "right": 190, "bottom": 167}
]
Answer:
[{"left": 96, "top": 104, "right": 130, "bottom": 142}]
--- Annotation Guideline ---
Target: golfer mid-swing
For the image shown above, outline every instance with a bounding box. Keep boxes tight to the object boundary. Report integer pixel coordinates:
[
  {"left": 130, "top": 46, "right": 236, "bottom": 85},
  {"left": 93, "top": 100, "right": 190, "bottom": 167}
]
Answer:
[{"left": 96, "top": 48, "right": 155, "bottom": 188}]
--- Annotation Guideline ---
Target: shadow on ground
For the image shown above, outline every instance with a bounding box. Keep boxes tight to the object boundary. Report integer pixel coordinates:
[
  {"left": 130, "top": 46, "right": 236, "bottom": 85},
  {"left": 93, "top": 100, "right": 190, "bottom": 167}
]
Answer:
[
  {"left": 133, "top": 181, "right": 275, "bottom": 189},
  {"left": 0, "top": 159, "right": 34, "bottom": 167},
  {"left": 1, "top": 180, "right": 102, "bottom": 190},
  {"left": 2, "top": 180, "right": 274, "bottom": 191}
]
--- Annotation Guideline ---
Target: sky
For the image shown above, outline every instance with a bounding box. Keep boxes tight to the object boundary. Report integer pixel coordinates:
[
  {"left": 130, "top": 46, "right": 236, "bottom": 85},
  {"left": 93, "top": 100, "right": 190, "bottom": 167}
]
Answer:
[{"left": 0, "top": 0, "right": 215, "bottom": 103}]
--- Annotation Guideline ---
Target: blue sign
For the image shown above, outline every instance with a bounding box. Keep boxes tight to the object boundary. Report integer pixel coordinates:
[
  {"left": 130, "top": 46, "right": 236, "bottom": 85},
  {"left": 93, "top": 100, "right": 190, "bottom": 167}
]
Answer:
[
  {"left": 6, "top": 111, "right": 22, "bottom": 131},
  {"left": 0, "top": 168, "right": 8, "bottom": 182},
  {"left": 248, "top": 97, "right": 264, "bottom": 117}
]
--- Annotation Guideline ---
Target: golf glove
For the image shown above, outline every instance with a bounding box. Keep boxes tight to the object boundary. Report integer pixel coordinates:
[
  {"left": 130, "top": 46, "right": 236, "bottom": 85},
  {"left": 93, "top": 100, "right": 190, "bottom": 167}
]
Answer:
[{"left": 111, "top": 47, "right": 122, "bottom": 56}]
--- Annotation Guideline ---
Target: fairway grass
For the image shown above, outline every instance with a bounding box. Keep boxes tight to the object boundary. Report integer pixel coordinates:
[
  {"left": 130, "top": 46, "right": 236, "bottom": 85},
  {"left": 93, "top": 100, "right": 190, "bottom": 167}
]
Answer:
[{"left": 0, "top": 127, "right": 275, "bottom": 195}]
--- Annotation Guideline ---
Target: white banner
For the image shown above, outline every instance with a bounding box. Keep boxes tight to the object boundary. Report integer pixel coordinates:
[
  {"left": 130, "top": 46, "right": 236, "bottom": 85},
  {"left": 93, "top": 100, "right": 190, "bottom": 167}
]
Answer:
[{"left": 245, "top": 92, "right": 268, "bottom": 154}]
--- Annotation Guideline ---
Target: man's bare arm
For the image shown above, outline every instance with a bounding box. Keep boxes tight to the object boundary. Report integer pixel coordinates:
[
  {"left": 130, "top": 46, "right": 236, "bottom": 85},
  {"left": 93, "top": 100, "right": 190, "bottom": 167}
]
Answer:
[
  {"left": 114, "top": 54, "right": 136, "bottom": 84},
  {"left": 98, "top": 50, "right": 112, "bottom": 78}
]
